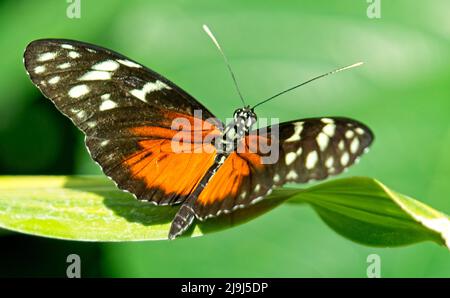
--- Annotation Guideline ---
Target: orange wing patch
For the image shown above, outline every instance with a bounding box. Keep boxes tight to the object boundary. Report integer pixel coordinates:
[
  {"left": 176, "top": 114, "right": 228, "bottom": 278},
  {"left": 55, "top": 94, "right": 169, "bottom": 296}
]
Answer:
[
  {"left": 124, "top": 139, "right": 216, "bottom": 201},
  {"left": 194, "top": 146, "right": 272, "bottom": 219},
  {"left": 122, "top": 116, "right": 221, "bottom": 205},
  {"left": 197, "top": 153, "right": 249, "bottom": 203},
  {"left": 194, "top": 152, "right": 250, "bottom": 217}
]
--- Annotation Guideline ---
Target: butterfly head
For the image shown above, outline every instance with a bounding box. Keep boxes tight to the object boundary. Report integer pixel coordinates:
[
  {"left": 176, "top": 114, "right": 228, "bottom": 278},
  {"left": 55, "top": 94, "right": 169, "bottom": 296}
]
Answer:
[{"left": 233, "top": 106, "right": 257, "bottom": 132}]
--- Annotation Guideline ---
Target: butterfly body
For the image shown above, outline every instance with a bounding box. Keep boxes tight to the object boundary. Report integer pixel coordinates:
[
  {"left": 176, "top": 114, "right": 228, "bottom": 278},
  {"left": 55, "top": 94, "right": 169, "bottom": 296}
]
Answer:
[
  {"left": 23, "top": 38, "right": 374, "bottom": 239},
  {"left": 170, "top": 107, "right": 257, "bottom": 238},
  {"left": 218, "top": 107, "right": 257, "bottom": 152}
]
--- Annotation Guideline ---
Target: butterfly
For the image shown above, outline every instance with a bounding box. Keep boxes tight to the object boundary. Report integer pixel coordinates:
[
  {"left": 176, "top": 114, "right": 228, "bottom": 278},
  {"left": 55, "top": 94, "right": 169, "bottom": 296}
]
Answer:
[{"left": 23, "top": 27, "right": 373, "bottom": 240}]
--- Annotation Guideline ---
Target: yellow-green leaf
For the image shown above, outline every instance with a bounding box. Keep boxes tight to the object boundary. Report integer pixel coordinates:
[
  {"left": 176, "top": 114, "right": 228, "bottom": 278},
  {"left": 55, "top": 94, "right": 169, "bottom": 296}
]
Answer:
[
  {"left": 287, "top": 177, "right": 450, "bottom": 249},
  {"left": 0, "top": 176, "right": 448, "bottom": 250},
  {"left": 0, "top": 176, "right": 291, "bottom": 241}
]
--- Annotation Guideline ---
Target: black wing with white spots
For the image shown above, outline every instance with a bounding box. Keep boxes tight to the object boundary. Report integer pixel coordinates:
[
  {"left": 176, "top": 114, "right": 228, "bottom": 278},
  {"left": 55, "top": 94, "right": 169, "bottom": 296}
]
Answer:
[
  {"left": 23, "top": 39, "right": 220, "bottom": 131},
  {"left": 274, "top": 117, "right": 373, "bottom": 183},
  {"left": 23, "top": 39, "right": 222, "bottom": 205},
  {"left": 246, "top": 117, "right": 374, "bottom": 187},
  {"left": 190, "top": 117, "right": 373, "bottom": 220}
]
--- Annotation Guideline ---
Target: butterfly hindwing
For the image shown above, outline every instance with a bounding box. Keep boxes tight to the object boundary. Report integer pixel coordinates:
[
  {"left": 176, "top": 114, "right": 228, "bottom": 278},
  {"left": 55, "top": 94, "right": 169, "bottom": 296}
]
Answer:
[
  {"left": 275, "top": 117, "right": 374, "bottom": 183},
  {"left": 193, "top": 117, "right": 373, "bottom": 219},
  {"left": 24, "top": 39, "right": 223, "bottom": 205},
  {"left": 193, "top": 151, "right": 276, "bottom": 219}
]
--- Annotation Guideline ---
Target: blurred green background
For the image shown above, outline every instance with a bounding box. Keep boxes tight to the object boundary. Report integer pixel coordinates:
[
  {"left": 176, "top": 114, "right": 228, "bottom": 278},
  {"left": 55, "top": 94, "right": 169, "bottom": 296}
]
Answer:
[{"left": 0, "top": 0, "right": 449, "bottom": 277}]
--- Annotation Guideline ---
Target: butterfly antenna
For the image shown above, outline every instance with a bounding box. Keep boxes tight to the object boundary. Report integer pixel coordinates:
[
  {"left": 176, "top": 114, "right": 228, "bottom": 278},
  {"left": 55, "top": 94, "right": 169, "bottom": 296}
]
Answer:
[
  {"left": 252, "top": 62, "right": 364, "bottom": 109},
  {"left": 203, "top": 24, "right": 246, "bottom": 107}
]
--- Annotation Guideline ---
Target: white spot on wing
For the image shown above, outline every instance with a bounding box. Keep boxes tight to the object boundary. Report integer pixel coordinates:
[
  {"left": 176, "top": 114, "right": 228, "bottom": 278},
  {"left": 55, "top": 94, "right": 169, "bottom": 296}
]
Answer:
[
  {"left": 350, "top": 138, "right": 360, "bottom": 154},
  {"left": 57, "top": 62, "right": 71, "bottom": 69},
  {"left": 79, "top": 70, "right": 111, "bottom": 81},
  {"left": 100, "top": 99, "right": 117, "bottom": 111},
  {"left": 130, "top": 80, "right": 172, "bottom": 102},
  {"left": 100, "top": 140, "right": 110, "bottom": 146},
  {"left": 92, "top": 60, "right": 120, "bottom": 71},
  {"left": 316, "top": 132, "right": 329, "bottom": 151},
  {"left": 341, "top": 152, "right": 350, "bottom": 166},
  {"left": 117, "top": 59, "right": 142, "bottom": 68},
  {"left": 286, "top": 170, "right": 298, "bottom": 180},
  {"left": 345, "top": 130, "right": 355, "bottom": 139},
  {"left": 38, "top": 52, "right": 57, "bottom": 62},
  {"left": 325, "top": 156, "right": 334, "bottom": 168},
  {"left": 34, "top": 65, "right": 46, "bottom": 74},
  {"left": 48, "top": 76, "right": 60, "bottom": 84},
  {"left": 356, "top": 127, "right": 365, "bottom": 135},
  {"left": 101, "top": 93, "right": 111, "bottom": 100},
  {"left": 68, "top": 84, "right": 89, "bottom": 98},
  {"left": 129, "top": 90, "right": 145, "bottom": 102},
  {"left": 338, "top": 140, "right": 345, "bottom": 150},
  {"left": 321, "top": 118, "right": 334, "bottom": 124},
  {"left": 61, "top": 44, "right": 74, "bottom": 50},
  {"left": 273, "top": 174, "right": 281, "bottom": 183},
  {"left": 285, "top": 152, "right": 297, "bottom": 166},
  {"left": 250, "top": 196, "right": 265, "bottom": 205},
  {"left": 76, "top": 110, "right": 86, "bottom": 119},
  {"left": 322, "top": 123, "right": 336, "bottom": 137},
  {"left": 285, "top": 122, "right": 303, "bottom": 142},
  {"left": 68, "top": 51, "right": 80, "bottom": 59},
  {"left": 305, "top": 151, "right": 319, "bottom": 170}
]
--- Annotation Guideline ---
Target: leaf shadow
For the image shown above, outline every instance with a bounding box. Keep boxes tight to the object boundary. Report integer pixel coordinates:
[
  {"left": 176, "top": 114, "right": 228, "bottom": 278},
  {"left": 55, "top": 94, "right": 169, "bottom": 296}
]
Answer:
[{"left": 63, "top": 176, "right": 301, "bottom": 239}]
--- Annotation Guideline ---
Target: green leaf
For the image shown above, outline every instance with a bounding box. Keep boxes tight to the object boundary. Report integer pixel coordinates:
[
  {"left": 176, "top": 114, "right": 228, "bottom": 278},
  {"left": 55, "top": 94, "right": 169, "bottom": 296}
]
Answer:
[
  {"left": 0, "top": 176, "right": 292, "bottom": 241},
  {"left": 0, "top": 176, "right": 448, "bottom": 250},
  {"left": 287, "top": 177, "right": 450, "bottom": 249}
]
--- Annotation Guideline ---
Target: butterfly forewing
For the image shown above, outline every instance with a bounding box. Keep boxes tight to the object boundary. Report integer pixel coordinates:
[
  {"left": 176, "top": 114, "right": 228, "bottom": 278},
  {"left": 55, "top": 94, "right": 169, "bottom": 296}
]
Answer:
[
  {"left": 24, "top": 39, "right": 222, "bottom": 205},
  {"left": 23, "top": 39, "right": 220, "bottom": 130}
]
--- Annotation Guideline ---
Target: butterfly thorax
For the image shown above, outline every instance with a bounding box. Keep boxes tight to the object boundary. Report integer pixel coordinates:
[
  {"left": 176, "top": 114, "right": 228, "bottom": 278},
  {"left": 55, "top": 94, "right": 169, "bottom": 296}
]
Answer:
[{"left": 218, "top": 106, "right": 257, "bottom": 154}]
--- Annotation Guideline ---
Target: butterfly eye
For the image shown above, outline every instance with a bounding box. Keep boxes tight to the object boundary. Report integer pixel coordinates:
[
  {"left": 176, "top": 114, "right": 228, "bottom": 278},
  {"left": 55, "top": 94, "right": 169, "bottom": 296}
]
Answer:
[
  {"left": 246, "top": 116, "right": 255, "bottom": 127},
  {"left": 248, "top": 111, "right": 257, "bottom": 126},
  {"left": 233, "top": 108, "right": 243, "bottom": 120}
]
